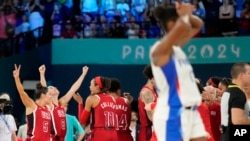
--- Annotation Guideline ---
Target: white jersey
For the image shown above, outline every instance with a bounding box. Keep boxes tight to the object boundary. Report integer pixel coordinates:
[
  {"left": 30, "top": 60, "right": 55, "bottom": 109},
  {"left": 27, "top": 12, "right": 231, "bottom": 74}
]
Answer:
[
  {"left": 150, "top": 42, "right": 206, "bottom": 141},
  {"left": 150, "top": 42, "right": 202, "bottom": 107}
]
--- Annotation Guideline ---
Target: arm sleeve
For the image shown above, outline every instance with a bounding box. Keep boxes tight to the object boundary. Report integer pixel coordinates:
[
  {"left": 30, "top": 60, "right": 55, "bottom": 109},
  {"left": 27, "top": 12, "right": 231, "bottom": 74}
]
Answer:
[
  {"left": 78, "top": 103, "right": 84, "bottom": 120},
  {"left": 79, "top": 109, "right": 90, "bottom": 124}
]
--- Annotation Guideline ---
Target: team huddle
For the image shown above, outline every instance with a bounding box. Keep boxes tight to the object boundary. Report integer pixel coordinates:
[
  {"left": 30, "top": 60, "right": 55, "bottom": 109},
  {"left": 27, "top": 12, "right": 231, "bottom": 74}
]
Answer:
[{"left": 12, "top": 1, "right": 246, "bottom": 141}]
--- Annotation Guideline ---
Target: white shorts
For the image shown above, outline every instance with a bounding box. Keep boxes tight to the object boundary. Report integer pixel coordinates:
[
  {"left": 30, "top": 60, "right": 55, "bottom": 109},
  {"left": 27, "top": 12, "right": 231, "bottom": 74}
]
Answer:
[{"left": 153, "top": 106, "right": 207, "bottom": 141}]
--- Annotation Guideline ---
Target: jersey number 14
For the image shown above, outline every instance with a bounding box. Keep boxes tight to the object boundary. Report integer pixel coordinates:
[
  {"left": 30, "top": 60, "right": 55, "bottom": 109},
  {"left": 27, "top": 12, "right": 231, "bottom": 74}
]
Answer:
[{"left": 104, "top": 111, "right": 128, "bottom": 130}]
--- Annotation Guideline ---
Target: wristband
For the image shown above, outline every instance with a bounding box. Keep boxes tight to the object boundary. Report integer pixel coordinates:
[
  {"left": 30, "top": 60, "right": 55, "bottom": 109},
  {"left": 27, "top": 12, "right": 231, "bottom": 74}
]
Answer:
[
  {"left": 78, "top": 103, "right": 84, "bottom": 120},
  {"left": 180, "top": 15, "right": 190, "bottom": 25}
]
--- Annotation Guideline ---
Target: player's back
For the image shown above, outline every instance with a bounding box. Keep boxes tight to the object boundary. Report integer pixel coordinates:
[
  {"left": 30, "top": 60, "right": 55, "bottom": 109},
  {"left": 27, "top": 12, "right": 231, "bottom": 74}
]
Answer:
[
  {"left": 150, "top": 43, "right": 206, "bottom": 141},
  {"left": 90, "top": 93, "right": 118, "bottom": 141},
  {"left": 150, "top": 45, "right": 201, "bottom": 107},
  {"left": 26, "top": 104, "right": 51, "bottom": 141},
  {"left": 50, "top": 104, "right": 67, "bottom": 141},
  {"left": 115, "top": 97, "right": 133, "bottom": 141}
]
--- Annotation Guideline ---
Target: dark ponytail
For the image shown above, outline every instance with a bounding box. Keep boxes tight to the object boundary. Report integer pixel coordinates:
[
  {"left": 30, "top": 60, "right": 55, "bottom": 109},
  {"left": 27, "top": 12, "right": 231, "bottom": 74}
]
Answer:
[{"left": 35, "top": 82, "right": 48, "bottom": 99}]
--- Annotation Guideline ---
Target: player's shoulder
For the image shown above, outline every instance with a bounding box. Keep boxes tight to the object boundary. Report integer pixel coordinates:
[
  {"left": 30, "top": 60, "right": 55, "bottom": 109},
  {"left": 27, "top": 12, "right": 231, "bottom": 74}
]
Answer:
[
  {"left": 5, "top": 114, "right": 15, "bottom": 120},
  {"left": 150, "top": 40, "right": 161, "bottom": 56},
  {"left": 86, "top": 94, "right": 100, "bottom": 103},
  {"left": 117, "top": 96, "right": 129, "bottom": 104},
  {"left": 140, "top": 87, "right": 153, "bottom": 95},
  {"left": 228, "top": 85, "right": 245, "bottom": 96}
]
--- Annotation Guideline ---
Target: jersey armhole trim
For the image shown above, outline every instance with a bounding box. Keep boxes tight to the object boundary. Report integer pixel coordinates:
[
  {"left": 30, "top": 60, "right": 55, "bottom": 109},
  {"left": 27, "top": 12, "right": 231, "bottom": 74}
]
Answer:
[{"left": 94, "top": 95, "right": 100, "bottom": 100}]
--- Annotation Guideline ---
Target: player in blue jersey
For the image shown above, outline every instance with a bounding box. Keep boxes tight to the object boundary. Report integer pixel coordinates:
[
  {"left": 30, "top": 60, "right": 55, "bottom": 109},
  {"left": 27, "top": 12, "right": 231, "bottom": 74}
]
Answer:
[{"left": 150, "top": 2, "right": 207, "bottom": 141}]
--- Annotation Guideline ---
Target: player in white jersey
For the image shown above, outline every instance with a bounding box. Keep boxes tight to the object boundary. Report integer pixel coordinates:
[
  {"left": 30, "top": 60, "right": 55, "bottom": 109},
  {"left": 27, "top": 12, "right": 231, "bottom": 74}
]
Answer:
[{"left": 150, "top": 3, "right": 207, "bottom": 141}]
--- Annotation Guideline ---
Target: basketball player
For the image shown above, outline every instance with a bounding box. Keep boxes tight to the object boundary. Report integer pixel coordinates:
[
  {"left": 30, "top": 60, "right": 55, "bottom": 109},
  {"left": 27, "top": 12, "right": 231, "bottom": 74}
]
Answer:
[
  {"left": 39, "top": 65, "right": 89, "bottom": 141},
  {"left": 13, "top": 64, "right": 52, "bottom": 141},
  {"left": 138, "top": 65, "right": 157, "bottom": 141},
  {"left": 79, "top": 76, "right": 118, "bottom": 141},
  {"left": 108, "top": 78, "right": 133, "bottom": 141},
  {"left": 150, "top": 3, "right": 207, "bottom": 141}
]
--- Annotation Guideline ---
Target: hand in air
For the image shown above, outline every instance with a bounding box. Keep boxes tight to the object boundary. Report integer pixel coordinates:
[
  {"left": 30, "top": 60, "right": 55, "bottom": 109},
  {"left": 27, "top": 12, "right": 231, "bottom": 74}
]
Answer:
[
  {"left": 175, "top": 2, "right": 194, "bottom": 17},
  {"left": 13, "top": 64, "right": 21, "bottom": 78},
  {"left": 39, "top": 64, "right": 46, "bottom": 74},
  {"left": 73, "top": 92, "right": 83, "bottom": 104},
  {"left": 82, "top": 66, "right": 89, "bottom": 75}
]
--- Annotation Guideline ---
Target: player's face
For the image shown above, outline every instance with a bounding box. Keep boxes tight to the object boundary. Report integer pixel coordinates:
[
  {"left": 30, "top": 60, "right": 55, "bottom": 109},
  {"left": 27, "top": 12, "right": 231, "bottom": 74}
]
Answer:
[
  {"left": 43, "top": 91, "right": 53, "bottom": 104},
  {"left": 89, "top": 79, "right": 100, "bottom": 94},
  {"left": 217, "top": 83, "right": 227, "bottom": 97},
  {"left": 48, "top": 86, "right": 60, "bottom": 96}
]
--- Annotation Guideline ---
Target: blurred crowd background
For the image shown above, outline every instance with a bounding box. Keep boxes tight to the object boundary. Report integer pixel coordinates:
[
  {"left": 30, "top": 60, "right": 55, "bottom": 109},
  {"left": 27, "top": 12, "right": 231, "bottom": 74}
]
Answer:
[{"left": 0, "top": 0, "right": 250, "bottom": 57}]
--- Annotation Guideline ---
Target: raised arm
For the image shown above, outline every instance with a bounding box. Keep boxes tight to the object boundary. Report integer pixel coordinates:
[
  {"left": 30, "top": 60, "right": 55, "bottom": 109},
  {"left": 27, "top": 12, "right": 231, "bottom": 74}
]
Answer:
[
  {"left": 39, "top": 65, "right": 47, "bottom": 87},
  {"left": 176, "top": 14, "right": 203, "bottom": 46},
  {"left": 13, "top": 64, "right": 36, "bottom": 113},
  {"left": 59, "top": 66, "right": 89, "bottom": 105}
]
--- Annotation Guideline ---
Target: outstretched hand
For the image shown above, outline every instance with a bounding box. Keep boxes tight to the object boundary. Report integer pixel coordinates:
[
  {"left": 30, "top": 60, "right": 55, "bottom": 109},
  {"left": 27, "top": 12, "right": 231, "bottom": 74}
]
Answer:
[
  {"left": 73, "top": 92, "right": 83, "bottom": 104},
  {"left": 13, "top": 64, "right": 21, "bottom": 78},
  {"left": 39, "top": 64, "right": 46, "bottom": 74}
]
